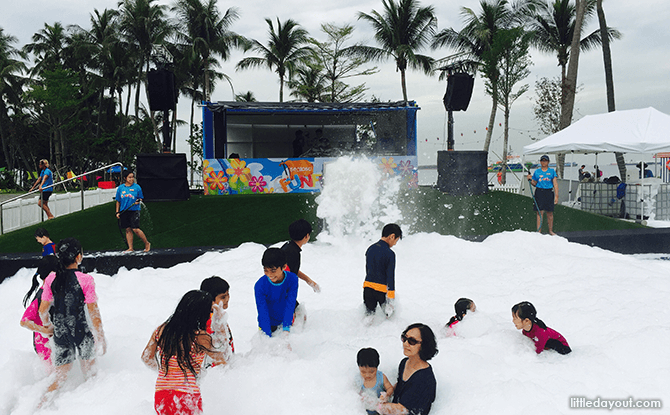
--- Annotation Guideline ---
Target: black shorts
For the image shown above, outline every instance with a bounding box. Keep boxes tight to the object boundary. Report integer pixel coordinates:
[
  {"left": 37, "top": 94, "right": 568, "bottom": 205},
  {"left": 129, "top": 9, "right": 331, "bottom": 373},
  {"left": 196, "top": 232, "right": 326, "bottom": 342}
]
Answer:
[
  {"left": 41, "top": 192, "right": 52, "bottom": 202},
  {"left": 52, "top": 331, "right": 95, "bottom": 366},
  {"left": 363, "top": 287, "right": 387, "bottom": 314},
  {"left": 120, "top": 210, "right": 141, "bottom": 229},
  {"left": 533, "top": 188, "right": 555, "bottom": 212}
]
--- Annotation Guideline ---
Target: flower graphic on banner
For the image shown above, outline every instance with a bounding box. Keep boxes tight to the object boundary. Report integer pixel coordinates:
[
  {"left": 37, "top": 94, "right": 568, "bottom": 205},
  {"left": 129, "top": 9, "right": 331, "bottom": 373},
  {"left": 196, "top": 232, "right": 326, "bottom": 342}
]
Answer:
[
  {"left": 380, "top": 157, "right": 397, "bottom": 175},
  {"left": 205, "top": 171, "right": 228, "bottom": 192},
  {"left": 398, "top": 160, "right": 414, "bottom": 176},
  {"left": 249, "top": 175, "right": 267, "bottom": 193},
  {"left": 406, "top": 172, "right": 419, "bottom": 189},
  {"left": 226, "top": 159, "right": 251, "bottom": 190}
]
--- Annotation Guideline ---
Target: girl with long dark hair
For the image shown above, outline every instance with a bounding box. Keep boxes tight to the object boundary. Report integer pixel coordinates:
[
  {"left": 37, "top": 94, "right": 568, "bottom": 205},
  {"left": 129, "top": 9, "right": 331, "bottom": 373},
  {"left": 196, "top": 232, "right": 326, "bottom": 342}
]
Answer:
[
  {"left": 20, "top": 255, "right": 58, "bottom": 363},
  {"left": 512, "top": 301, "right": 571, "bottom": 354},
  {"left": 142, "top": 290, "right": 227, "bottom": 415},
  {"left": 38, "top": 238, "right": 106, "bottom": 403}
]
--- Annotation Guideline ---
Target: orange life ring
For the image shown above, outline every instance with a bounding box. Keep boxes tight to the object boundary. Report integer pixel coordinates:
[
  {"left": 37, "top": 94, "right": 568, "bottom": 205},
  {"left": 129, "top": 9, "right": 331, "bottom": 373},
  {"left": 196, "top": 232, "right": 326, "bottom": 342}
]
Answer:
[{"left": 665, "top": 159, "right": 670, "bottom": 171}]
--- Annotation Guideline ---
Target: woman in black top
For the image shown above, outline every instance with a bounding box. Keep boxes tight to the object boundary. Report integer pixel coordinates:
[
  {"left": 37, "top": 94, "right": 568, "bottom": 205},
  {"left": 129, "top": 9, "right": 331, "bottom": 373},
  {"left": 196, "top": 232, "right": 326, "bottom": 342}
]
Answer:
[{"left": 379, "top": 323, "right": 438, "bottom": 415}]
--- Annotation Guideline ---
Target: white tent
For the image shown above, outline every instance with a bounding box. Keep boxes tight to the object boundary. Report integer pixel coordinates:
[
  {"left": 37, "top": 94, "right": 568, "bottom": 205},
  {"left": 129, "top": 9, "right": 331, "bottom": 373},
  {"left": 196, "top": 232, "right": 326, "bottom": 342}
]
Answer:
[{"left": 523, "top": 107, "right": 670, "bottom": 155}]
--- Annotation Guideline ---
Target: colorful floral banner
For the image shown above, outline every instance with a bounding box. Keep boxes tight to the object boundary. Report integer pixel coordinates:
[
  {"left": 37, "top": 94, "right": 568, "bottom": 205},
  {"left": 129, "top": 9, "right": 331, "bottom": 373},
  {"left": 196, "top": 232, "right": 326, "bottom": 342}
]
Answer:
[{"left": 203, "top": 156, "right": 418, "bottom": 195}]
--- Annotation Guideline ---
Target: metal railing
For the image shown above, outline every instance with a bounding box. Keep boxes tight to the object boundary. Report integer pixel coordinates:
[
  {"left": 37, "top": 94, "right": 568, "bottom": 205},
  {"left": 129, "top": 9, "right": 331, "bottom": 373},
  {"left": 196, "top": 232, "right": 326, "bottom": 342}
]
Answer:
[{"left": 0, "top": 162, "right": 122, "bottom": 235}]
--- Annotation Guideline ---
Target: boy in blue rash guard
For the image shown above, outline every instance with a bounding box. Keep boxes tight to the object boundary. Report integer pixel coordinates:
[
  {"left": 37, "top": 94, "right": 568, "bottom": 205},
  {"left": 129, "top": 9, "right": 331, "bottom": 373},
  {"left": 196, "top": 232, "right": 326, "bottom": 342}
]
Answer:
[
  {"left": 254, "top": 248, "right": 299, "bottom": 337},
  {"left": 115, "top": 170, "right": 150, "bottom": 252},
  {"left": 364, "top": 223, "right": 402, "bottom": 317}
]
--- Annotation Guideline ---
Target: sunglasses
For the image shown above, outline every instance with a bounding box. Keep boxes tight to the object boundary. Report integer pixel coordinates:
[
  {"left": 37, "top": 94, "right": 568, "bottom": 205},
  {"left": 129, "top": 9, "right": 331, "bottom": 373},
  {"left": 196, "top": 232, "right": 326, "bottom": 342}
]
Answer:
[{"left": 401, "top": 334, "right": 422, "bottom": 346}]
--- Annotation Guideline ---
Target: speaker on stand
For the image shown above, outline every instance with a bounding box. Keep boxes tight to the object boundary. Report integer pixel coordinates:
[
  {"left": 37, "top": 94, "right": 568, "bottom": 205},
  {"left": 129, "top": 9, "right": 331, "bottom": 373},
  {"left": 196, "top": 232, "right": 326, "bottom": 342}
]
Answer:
[
  {"left": 147, "top": 68, "right": 178, "bottom": 152},
  {"left": 442, "top": 73, "right": 475, "bottom": 151}
]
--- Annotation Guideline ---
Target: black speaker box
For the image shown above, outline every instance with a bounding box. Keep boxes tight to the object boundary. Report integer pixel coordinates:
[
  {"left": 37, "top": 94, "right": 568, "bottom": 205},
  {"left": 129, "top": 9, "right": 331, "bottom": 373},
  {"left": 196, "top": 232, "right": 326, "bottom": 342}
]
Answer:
[
  {"left": 147, "top": 69, "right": 177, "bottom": 111},
  {"left": 136, "top": 153, "right": 189, "bottom": 201},
  {"left": 436, "top": 150, "right": 488, "bottom": 196},
  {"left": 443, "top": 73, "right": 475, "bottom": 112}
]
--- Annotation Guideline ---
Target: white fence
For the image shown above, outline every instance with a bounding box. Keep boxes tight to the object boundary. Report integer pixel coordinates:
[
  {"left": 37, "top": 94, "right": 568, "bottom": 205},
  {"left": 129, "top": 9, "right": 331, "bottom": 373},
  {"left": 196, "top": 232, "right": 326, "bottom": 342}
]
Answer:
[
  {"left": 1, "top": 188, "right": 117, "bottom": 234},
  {"left": 489, "top": 183, "right": 521, "bottom": 193}
]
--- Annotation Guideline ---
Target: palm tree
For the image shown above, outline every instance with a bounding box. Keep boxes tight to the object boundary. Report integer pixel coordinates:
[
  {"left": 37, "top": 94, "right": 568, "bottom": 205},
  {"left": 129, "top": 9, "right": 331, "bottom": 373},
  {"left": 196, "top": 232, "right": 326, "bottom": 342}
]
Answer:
[
  {"left": 433, "top": 0, "right": 516, "bottom": 153},
  {"left": 288, "top": 63, "right": 328, "bottom": 102},
  {"left": 596, "top": 0, "right": 625, "bottom": 180},
  {"left": 235, "top": 91, "right": 257, "bottom": 102},
  {"left": 528, "top": 0, "right": 621, "bottom": 176},
  {"left": 0, "top": 28, "right": 27, "bottom": 170},
  {"left": 236, "top": 18, "right": 311, "bottom": 102},
  {"left": 356, "top": 0, "right": 437, "bottom": 103},
  {"left": 117, "top": 0, "right": 172, "bottom": 119},
  {"left": 172, "top": 0, "right": 247, "bottom": 102},
  {"left": 23, "top": 22, "right": 71, "bottom": 76}
]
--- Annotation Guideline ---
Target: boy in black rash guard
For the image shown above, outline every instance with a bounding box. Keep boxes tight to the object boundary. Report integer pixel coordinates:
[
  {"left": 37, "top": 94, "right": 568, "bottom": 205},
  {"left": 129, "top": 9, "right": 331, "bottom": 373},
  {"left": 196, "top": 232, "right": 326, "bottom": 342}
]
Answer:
[
  {"left": 281, "top": 219, "right": 320, "bottom": 293},
  {"left": 363, "top": 223, "right": 402, "bottom": 317}
]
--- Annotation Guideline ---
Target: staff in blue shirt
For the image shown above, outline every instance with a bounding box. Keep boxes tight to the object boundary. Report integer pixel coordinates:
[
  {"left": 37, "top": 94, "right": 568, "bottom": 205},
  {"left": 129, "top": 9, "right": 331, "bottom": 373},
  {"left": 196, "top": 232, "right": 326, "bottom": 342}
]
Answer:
[
  {"left": 115, "top": 170, "right": 150, "bottom": 251},
  {"left": 29, "top": 159, "right": 55, "bottom": 219},
  {"left": 527, "top": 155, "right": 559, "bottom": 235}
]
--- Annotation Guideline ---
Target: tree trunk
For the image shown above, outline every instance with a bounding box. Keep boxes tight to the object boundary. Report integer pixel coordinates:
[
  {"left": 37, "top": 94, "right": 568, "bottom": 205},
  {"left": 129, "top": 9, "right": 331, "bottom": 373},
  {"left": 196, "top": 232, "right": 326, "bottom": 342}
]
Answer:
[
  {"left": 558, "top": 0, "right": 586, "bottom": 178},
  {"left": 597, "top": 0, "right": 626, "bottom": 180},
  {"left": 0, "top": 113, "right": 12, "bottom": 170},
  {"left": 483, "top": 87, "right": 498, "bottom": 153},
  {"left": 501, "top": 106, "right": 510, "bottom": 185},
  {"left": 400, "top": 69, "right": 408, "bottom": 104}
]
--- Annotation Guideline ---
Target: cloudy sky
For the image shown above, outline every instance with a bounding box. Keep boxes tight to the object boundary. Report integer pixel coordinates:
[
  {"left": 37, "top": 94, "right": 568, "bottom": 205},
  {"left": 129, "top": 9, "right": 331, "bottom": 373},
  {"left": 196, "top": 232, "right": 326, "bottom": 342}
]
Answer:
[{"left": 3, "top": 0, "right": 669, "bottom": 164}]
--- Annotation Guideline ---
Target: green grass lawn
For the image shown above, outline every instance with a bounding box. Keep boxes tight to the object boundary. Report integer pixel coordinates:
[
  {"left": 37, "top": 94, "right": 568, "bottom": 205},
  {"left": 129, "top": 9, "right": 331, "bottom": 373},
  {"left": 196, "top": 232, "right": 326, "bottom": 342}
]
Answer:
[{"left": 0, "top": 189, "right": 643, "bottom": 254}]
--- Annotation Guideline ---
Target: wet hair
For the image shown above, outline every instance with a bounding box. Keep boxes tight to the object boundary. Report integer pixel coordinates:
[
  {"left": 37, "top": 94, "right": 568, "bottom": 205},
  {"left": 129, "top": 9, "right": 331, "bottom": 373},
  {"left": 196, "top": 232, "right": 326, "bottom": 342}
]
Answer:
[
  {"left": 52, "top": 238, "right": 83, "bottom": 298},
  {"left": 262, "top": 248, "right": 286, "bottom": 269},
  {"left": 357, "top": 347, "right": 380, "bottom": 368},
  {"left": 34, "top": 228, "right": 50, "bottom": 238},
  {"left": 403, "top": 323, "right": 438, "bottom": 361},
  {"left": 157, "top": 290, "right": 213, "bottom": 378},
  {"left": 40, "top": 159, "right": 49, "bottom": 168},
  {"left": 122, "top": 170, "right": 133, "bottom": 181},
  {"left": 382, "top": 223, "right": 402, "bottom": 239},
  {"left": 228, "top": 153, "right": 240, "bottom": 159},
  {"left": 23, "top": 255, "right": 58, "bottom": 307},
  {"left": 447, "top": 298, "right": 474, "bottom": 327},
  {"left": 200, "top": 276, "right": 230, "bottom": 298},
  {"left": 289, "top": 219, "right": 312, "bottom": 241},
  {"left": 512, "top": 301, "right": 547, "bottom": 330}
]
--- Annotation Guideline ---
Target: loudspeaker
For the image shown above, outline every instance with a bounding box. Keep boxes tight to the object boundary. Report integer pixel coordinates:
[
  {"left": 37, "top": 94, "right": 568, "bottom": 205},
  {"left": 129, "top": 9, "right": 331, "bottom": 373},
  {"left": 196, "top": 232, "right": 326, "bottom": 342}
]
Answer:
[
  {"left": 436, "top": 150, "right": 488, "bottom": 196},
  {"left": 443, "top": 73, "right": 474, "bottom": 112},
  {"left": 147, "top": 69, "right": 177, "bottom": 111},
  {"left": 136, "top": 153, "right": 189, "bottom": 201}
]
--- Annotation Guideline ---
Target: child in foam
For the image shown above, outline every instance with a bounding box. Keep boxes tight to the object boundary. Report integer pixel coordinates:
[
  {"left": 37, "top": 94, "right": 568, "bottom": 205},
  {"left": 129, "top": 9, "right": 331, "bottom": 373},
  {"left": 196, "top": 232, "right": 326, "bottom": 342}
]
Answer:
[
  {"left": 357, "top": 347, "right": 394, "bottom": 415},
  {"left": 445, "top": 298, "right": 476, "bottom": 335},
  {"left": 199, "top": 276, "right": 234, "bottom": 365},
  {"left": 20, "top": 255, "right": 58, "bottom": 364},
  {"left": 512, "top": 301, "right": 571, "bottom": 355},
  {"left": 142, "top": 290, "right": 227, "bottom": 415},
  {"left": 254, "top": 248, "right": 299, "bottom": 337},
  {"left": 38, "top": 238, "right": 106, "bottom": 405}
]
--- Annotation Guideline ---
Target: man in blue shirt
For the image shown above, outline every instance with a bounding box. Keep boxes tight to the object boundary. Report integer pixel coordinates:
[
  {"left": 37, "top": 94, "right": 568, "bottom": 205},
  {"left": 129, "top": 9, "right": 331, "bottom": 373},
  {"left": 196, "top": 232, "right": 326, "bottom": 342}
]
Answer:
[
  {"left": 115, "top": 170, "right": 150, "bottom": 251},
  {"left": 29, "top": 159, "right": 55, "bottom": 219},
  {"left": 527, "top": 155, "right": 559, "bottom": 235}
]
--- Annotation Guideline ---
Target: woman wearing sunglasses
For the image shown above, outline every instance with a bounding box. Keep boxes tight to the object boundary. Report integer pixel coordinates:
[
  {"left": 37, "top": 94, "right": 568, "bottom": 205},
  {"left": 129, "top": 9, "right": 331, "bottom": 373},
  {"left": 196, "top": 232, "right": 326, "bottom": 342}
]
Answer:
[{"left": 379, "top": 323, "right": 438, "bottom": 415}]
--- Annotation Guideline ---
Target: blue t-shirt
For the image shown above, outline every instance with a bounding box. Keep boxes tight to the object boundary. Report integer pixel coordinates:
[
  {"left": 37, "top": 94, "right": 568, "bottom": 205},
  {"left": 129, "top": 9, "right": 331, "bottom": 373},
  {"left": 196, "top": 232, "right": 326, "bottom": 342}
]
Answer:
[
  {"left": 532, "top": 168, "right": 557, "bottom": 189},
  {"left": 254, "top": 271, "right": 299, "bottom": 336},
  {"left": 115, "top": 183, "right": 143, "bottom": 212},
  {"left": 40, "top": 168, "right": 54, "bottom": 192},
  {"left": 42, "top": 242, "right": 56, "bottom": 256}
]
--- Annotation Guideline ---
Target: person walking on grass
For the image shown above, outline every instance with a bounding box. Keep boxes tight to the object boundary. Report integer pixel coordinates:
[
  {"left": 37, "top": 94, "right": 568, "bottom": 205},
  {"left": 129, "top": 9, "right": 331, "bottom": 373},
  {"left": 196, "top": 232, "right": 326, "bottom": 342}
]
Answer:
[
  {"left": 29, "top": 159, "right": 55, "bottom": 220},
  {"left": 527, "top": 155, "right": 558, "bottom": 235},
  {"left": 115, "top": 170, "right": 150, "bottom": 252}
]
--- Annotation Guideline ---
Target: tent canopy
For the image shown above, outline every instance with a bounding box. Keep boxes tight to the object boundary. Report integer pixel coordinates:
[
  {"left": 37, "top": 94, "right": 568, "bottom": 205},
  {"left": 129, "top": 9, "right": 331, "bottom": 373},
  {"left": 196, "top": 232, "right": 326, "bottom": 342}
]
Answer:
[{"left": 523, "top": 107, "right": 670, "bottom": 155}]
